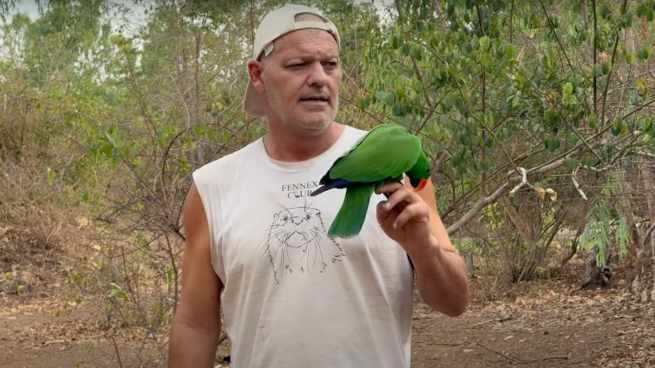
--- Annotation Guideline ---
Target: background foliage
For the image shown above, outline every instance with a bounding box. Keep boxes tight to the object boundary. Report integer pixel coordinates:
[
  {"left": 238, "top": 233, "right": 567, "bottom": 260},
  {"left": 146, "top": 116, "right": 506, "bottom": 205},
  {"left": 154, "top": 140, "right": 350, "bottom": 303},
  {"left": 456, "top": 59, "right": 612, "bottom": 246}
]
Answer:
[{"left": 1, "top": 0, "right": 655, "bottom": 364}]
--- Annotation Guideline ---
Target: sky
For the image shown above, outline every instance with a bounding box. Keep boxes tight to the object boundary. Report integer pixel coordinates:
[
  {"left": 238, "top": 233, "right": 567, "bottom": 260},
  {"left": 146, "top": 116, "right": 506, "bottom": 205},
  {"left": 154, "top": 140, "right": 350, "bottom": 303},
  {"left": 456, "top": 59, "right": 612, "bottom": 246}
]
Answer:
[
  {"left": 11, "top": 0, "right": 146, "bottom": 20},
  {"left": 10, "top": 0, "right": 394, "bottom": 25},
  {"left": 9, "top": 0, "right": 148, "bottom": 36},
  {"left": 4, "top": 0, "right": 394, "bottom": 56}
]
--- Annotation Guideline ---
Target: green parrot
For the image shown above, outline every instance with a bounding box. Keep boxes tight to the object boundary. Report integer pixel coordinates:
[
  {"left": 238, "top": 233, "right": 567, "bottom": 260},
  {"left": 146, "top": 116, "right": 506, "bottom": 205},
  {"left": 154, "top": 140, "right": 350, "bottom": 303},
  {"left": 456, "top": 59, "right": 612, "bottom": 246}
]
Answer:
[{"left": 310, "top": 124, "right": 432, "bottom": 239}]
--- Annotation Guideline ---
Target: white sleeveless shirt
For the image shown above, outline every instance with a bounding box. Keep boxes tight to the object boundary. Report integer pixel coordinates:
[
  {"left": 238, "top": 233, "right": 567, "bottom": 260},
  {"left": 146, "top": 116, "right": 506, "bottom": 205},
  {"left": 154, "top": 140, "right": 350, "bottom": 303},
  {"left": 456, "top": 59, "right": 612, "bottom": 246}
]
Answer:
[{"left": 192, "top": 125, "right": 415, "bottom": 368}]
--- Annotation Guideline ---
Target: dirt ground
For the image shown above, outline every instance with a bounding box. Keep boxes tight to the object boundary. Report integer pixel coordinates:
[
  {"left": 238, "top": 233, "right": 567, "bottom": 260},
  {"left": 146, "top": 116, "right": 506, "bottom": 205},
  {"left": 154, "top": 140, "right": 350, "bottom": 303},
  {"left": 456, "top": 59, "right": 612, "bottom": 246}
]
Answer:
[{"left": 1, "top": 258, "right": 654, "bottom": 368}]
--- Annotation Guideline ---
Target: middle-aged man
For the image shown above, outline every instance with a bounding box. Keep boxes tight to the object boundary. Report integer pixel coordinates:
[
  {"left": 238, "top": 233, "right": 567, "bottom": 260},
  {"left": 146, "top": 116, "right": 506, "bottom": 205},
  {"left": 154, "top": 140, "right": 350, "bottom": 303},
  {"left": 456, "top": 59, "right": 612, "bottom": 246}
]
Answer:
[{"left": 168, "top": 4, "right": 470, "bottom": 368}]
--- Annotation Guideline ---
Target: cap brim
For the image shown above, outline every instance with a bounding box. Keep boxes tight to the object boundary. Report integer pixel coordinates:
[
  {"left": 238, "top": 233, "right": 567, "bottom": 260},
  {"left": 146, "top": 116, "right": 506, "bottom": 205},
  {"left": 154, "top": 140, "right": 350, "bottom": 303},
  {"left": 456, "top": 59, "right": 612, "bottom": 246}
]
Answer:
[{"left": 243, "top": 80, "right": 268, "bottom": 117}]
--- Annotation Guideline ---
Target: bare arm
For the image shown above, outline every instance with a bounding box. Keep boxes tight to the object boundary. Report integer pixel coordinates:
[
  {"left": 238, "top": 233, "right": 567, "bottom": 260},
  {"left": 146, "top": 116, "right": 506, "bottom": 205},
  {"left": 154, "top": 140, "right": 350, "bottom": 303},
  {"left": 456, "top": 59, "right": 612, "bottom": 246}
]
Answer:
[
  {"left": 406, "top": 178, "right": 470, "bottom": 316},
  {"left": 168, "top": 183, "right": 223, "bottom": 368}
]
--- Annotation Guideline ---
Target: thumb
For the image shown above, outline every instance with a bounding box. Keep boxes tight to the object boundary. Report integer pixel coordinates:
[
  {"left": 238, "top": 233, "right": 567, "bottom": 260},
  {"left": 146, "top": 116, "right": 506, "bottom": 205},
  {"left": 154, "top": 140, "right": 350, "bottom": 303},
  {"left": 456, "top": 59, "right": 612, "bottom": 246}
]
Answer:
[{"left": 376, "top": 200, "right": 395, "bottom": 227}]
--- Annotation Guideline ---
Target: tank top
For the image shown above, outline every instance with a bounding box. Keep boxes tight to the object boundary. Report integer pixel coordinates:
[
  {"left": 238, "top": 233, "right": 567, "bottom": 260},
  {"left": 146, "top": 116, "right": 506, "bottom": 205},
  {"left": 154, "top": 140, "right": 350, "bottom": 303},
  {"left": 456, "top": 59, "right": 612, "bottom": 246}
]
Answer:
[{"left": 192, "top": 125, "right": 415, "bottom": 368}]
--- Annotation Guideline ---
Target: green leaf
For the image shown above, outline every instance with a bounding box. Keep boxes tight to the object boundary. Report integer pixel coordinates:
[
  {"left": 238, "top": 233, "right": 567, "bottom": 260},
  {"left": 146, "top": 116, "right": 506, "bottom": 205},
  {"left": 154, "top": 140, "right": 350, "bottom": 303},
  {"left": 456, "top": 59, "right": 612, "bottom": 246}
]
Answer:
[
  {"left": 644, "top": 118, "right": 654, "bottom": 135},
  {"left": 562, "top": 82, "right": 572, "bottom": 97},
  {"left": 357, "top": 96, "right": 370, "bottom": 109},
  {"left": 588, "top": 114, "right": 598, "bottom": 128},
  {"left": 480, "top": 51, "right": 492, "bottom": 68},
  {"left": 566, "top": 158, "right": 579, "bottom": 172},
  {"left": 447, "top": 2, "right": 455, "bottom": 16},
  {"left": 512, "top": 95, "right": 521, "bottom": 108},
  {"left": 385, "top": 92, "right": 396, "bottom": 105},
  {"left": 611, "top": 117, "right": 624, "bottom": 136},
  {"left": 621, "top": 12, "right": 633, "bottom": 28},
  {"left": 390, "top": 34, "right": 402, "bottom": 49},
  {"left": 479, "top": 36, "right": 490, "bottom": 52},
  {"left": 410, "top": 46, "right": 422, "bottom": 61},
  {"left": 626, "top": 53, "right": 635, "bottom": 64},
  {"left": 104, "top": 131, "right": 117, "bottom": 147},
  {"left": 107, "top": 283, "right": 128, "bottom": 301},
  {"left": 637, "top": 47, "right": 652, "bottom": 60},
  {"left": 504, "top": 43, "right": 515, "bottom": 59},
  {"left": 543, "top": 137, "right": 560, "bottom": 152},
  {"left": 401, "top": 43, "right": 411, "bottom": 56},
  {"left": 583, "top": 155, "right": 596, "bottom": 167},
  {"left": 637, "top": 78, "right": 647, "bottom": 96},
  {"left": 392, "top": 104, "right": 407, "bottom": 116},
  {"left": 47, "top": 168, "right": 55, "bottom": 186}
]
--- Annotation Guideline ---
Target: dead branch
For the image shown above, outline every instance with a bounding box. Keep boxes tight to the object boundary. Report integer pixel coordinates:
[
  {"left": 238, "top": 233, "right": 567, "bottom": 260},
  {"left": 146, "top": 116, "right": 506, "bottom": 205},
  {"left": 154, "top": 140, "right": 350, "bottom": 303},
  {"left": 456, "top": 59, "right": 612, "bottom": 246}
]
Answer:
[
  {"left": 447, "top": 182, "right": 512, "bottom": 235},
  {"left": 572, "top": 166, "right": 588, "bottom": 200},
  {"left": 509, "top": 167, "right": 527, "bottom": 196},
  {"left": 469, "top": 316, "right": 513, "bottom": 329},
  {"left": 637, "top": 150, "right": 655, "bottom": 159},
  {"left": 447, "top": 157, "right": 569, "bottom": 236},
  {"left": 435, "top": 342, "right": 465, "bottom": 346},
  {"left": 475, "top": 341, "right": 569, "bottom": 364}
]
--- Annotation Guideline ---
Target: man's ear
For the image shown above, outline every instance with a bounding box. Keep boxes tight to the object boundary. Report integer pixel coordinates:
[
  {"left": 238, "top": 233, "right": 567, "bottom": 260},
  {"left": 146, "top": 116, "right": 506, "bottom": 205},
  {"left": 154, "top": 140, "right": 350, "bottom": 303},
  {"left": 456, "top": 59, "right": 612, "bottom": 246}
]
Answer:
[{"left": 247, "top": 60, "right": 266, "bottom": 93}]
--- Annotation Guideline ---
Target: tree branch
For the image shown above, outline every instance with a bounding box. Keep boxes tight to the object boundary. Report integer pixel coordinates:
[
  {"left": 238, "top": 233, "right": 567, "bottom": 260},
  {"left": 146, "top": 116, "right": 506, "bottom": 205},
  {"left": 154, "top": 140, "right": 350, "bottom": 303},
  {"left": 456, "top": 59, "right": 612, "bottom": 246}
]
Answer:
[
  {"left": 592, "top": 0, "right": 597, "bottom": 115},
  {"left": 538, "top": 0, "right": 575, "bottom": 74},
  {"left": 601, "top": 0, "right": 629, "bottom": 127},
  {"left": 447, "top": 182, "right": 512, "bottom": 236}
]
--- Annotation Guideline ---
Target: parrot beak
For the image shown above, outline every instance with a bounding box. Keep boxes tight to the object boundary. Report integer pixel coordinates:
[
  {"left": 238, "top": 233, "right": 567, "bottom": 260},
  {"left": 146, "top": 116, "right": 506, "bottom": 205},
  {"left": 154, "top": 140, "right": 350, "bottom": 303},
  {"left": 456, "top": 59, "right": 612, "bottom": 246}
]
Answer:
[{"left": 414, "top": 179, "right": 428, "bottom": 192}]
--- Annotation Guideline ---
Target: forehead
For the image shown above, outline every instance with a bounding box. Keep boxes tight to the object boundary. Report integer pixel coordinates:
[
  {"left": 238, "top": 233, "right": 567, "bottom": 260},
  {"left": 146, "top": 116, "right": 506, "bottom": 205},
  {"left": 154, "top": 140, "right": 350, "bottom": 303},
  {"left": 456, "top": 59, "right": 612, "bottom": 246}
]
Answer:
[{"left": 270, "top": 29, "right": 339, "bottom": 59}]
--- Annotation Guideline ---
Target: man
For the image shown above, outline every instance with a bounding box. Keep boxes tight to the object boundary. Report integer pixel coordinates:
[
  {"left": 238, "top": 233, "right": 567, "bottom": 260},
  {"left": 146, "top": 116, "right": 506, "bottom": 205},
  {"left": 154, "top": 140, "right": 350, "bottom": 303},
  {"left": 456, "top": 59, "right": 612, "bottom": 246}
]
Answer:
[{"left": 168, "top": 4, "right": 469, "bottom": 368}]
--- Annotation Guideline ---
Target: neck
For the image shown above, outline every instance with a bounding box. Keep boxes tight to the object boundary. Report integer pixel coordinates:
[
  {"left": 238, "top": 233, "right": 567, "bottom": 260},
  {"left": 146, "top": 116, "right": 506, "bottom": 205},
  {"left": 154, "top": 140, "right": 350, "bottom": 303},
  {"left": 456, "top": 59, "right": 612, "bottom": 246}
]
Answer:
[{"left": 263, "top": 122, "right": 346, "bottom": 162}]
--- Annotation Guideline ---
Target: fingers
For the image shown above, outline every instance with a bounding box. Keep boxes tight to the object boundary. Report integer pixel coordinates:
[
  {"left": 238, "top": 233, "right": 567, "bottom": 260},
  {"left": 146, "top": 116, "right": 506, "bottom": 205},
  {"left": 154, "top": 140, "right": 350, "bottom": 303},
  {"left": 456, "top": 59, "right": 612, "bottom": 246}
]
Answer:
[
  {"left": 392, "top": 202, "right": 427, "bottom": 229},
  {"left": 376, "top": 200, "right": 393, "bottom": 225},
  {"left": 378, "top": 185, "right": 415, "bottom": 212},
  {"left": 375, "top": 181, "right": 403, "bottom": 195},
  {"left": 377, "top": 185, "right": 429, "bottom": 229}
]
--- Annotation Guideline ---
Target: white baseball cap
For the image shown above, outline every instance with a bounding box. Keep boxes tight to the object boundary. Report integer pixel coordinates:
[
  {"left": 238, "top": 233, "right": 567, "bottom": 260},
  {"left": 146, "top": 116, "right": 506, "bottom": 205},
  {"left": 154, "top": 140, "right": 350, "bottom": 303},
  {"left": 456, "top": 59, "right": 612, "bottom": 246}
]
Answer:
[{"left": 243, "top": 4, "right": 341, "bottom": 117}]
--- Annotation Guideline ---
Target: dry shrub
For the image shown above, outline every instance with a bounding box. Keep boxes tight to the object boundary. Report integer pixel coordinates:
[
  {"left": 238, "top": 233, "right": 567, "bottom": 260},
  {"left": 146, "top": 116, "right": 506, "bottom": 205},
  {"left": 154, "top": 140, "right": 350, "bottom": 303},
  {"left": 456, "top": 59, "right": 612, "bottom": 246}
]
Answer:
[{"left": 0, "top": 152, "right": 93, "bottom": 297}]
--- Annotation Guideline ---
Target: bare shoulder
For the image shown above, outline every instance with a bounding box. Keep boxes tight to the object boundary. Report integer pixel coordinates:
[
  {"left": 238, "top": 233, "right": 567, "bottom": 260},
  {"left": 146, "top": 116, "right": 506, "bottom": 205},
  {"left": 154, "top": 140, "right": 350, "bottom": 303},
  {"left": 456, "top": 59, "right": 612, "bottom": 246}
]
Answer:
[{"left": 183, "top": 183, "right": 210, "bottom": 238}]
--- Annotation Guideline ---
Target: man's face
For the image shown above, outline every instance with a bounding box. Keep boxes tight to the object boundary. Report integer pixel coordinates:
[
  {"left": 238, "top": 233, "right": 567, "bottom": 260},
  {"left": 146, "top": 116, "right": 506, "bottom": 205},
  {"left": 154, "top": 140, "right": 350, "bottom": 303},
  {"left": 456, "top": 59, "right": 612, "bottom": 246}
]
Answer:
[{"left": 252, "top": 29, "right": 341, "bottom": 133}]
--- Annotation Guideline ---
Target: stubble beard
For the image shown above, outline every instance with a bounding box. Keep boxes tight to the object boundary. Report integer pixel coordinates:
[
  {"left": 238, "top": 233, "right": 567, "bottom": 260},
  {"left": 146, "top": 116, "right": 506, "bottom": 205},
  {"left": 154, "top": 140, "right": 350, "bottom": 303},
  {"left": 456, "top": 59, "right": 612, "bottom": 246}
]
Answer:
[{"left": 265, "top": 87, "right": 338, "bottom": 134}]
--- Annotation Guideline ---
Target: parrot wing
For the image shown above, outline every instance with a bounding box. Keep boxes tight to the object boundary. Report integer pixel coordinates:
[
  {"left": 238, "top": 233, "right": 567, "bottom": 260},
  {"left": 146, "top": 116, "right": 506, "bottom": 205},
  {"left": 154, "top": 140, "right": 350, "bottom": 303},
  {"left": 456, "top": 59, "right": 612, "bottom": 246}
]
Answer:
[
  {"left": 329, "top": 124, "right": 389, "bottom": 161},
  {"left": 327, "top": 124, "right": 421, "bottom": 183}
]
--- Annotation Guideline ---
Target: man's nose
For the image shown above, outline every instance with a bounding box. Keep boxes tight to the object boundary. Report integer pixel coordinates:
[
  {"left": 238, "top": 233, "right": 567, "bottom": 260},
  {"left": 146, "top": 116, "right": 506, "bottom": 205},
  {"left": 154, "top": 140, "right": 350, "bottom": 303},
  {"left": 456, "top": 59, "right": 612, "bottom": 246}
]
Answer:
[{"left": 306, "top": 62, "right": 328, "bottom": 86}]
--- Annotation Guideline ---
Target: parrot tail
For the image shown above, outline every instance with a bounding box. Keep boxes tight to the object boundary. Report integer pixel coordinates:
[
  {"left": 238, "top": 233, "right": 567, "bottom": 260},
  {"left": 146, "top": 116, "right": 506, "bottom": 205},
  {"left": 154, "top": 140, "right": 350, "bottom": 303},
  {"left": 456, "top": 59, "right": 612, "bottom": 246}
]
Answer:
[
  {"left": 327, "top": 184, "right": 376, "bottom": 239},
  {"left": 310, "top": 178, "right": 352, "bottom": 197}
]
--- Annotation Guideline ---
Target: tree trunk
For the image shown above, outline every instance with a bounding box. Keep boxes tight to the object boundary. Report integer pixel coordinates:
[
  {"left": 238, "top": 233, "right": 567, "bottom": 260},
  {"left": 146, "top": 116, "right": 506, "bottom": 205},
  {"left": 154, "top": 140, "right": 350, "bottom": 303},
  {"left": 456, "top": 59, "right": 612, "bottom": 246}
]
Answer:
[
  {"left": 582, "top": 246, "right": 613, "bottom": 289},
  {"left": 617, "top": 168, "right": 641, "bottom": 246},
  {"left": 633, "top": 159, "right": 655, "bottom": 302},
  {"left": 497, "top": 196, "right": 533, "bottom": 242},
  {"left": 548, "top": 204, "right": 588, "bottom": 276}
]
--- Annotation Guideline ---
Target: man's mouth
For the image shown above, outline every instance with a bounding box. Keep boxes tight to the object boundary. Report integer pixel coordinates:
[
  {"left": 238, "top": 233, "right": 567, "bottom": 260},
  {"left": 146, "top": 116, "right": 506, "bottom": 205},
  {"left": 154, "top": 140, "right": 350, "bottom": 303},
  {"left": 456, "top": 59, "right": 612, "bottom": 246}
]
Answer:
[{"left": 300, "top": 95, "right": 329, "bottom": 103}]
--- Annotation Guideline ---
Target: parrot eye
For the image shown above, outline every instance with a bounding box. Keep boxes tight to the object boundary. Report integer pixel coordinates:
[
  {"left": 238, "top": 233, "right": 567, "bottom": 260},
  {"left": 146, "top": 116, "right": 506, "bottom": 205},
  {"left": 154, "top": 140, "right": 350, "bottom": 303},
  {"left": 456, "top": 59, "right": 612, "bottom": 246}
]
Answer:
[
  {"left": 306, "top": 213, "right": 311, "bottom": 220},
  {"left": 283, "top": 215, "right": 289, "bottom": 221}
]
